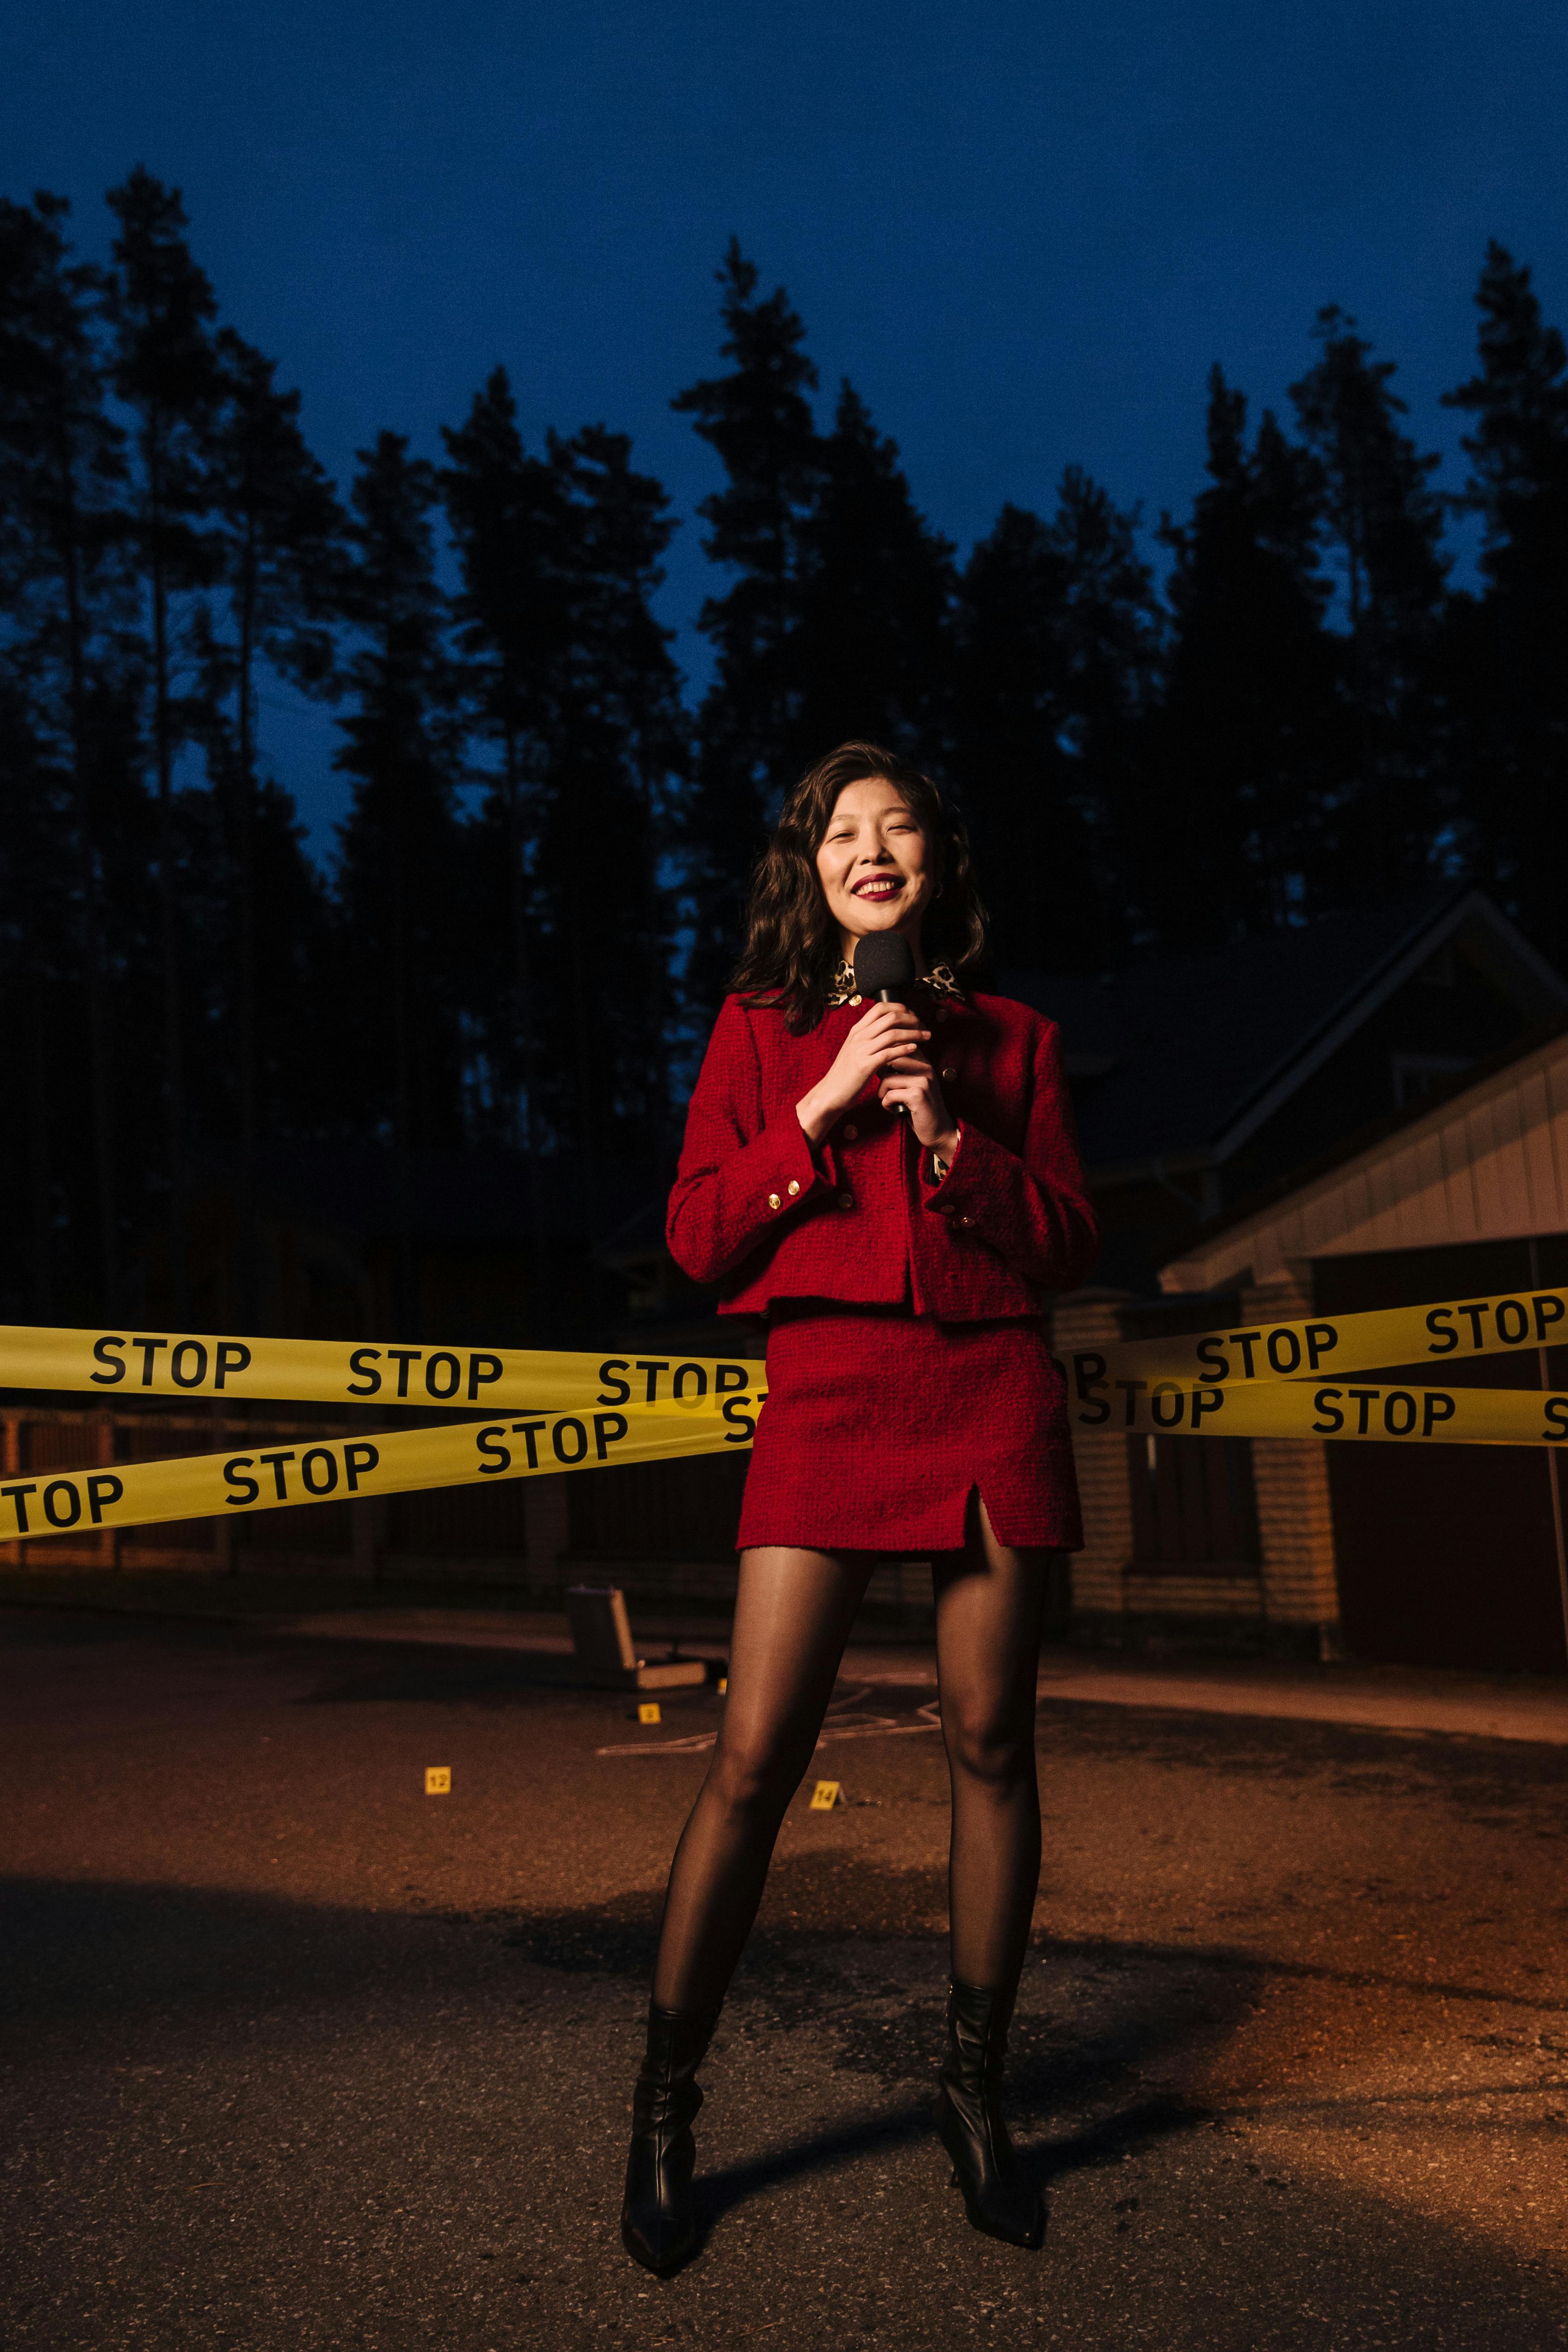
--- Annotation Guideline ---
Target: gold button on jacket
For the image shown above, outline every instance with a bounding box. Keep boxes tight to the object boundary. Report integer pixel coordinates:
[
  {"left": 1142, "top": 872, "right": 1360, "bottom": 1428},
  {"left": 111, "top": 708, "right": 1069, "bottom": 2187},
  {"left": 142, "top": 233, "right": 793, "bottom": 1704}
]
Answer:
[{"left": 663, "top": 988, "right": 1099, "bottom": 1322}]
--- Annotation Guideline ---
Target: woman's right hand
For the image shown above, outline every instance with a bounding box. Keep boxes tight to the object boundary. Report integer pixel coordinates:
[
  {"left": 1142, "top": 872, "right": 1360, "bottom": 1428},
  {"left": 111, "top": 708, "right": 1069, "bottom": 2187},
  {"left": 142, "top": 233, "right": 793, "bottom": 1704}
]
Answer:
[{"left": 795, "top": 1000, "right": 931, "bottom": 1144}]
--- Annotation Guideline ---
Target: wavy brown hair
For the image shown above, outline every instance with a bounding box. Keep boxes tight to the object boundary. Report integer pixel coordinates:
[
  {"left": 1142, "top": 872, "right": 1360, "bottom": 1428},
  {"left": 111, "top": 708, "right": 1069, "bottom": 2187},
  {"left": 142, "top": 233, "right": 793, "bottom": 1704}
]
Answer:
[{"left": 731, "top": 741, "right": 988, "bottom": 1031}]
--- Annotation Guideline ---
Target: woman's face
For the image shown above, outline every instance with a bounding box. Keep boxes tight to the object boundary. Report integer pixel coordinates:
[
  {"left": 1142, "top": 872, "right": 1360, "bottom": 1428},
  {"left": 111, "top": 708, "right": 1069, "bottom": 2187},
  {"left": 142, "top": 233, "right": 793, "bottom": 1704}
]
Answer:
[{"left": 814, "top": 777, "right": 937, "bottom": 960}]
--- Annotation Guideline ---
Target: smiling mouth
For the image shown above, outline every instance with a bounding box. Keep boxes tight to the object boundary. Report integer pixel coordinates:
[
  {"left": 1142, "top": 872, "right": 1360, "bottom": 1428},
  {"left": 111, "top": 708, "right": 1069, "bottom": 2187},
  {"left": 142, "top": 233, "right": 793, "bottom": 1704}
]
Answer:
[{"left": 851, "top": 877, "right": 903, "bottom": 900}]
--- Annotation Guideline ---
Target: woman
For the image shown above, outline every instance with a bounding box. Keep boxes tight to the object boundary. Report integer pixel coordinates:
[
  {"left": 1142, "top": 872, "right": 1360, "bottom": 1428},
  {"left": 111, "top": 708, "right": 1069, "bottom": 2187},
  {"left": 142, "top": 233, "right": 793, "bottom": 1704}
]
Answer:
[{"left": 621, "top": 741, "right": 1098, "bottom": 2275}]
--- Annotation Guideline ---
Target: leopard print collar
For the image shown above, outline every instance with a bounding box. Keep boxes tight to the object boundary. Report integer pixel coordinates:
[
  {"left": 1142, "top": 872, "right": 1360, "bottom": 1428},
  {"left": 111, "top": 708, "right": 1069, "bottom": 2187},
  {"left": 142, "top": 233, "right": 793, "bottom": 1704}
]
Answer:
[{"left": 823, "top": 958, "right": 965, "bottom": 1009}]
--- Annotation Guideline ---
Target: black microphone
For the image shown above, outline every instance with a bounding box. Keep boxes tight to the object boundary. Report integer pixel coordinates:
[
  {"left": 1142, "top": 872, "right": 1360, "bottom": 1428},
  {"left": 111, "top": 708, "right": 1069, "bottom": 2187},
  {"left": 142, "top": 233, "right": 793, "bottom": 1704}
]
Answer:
[
  {"left": 853, "top": 932, "right": 918, "bottom": 1116},
  {"left": 853, "top": 929, "right": 916, "bottom": 1002}
]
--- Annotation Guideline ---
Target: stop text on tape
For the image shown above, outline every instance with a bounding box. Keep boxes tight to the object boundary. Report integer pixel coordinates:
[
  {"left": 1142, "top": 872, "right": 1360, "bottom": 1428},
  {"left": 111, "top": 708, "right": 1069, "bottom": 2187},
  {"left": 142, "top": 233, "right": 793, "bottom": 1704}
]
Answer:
[
  {"left": 0, "top": 1320, "right": 765, "bottom": 1416},
  {"left": 1067, "top": 1364, "right": 1568, "bottom": 1447},
  {"left": 9, "top": 1281, "right": 1568, "bottom": 1550},
  {"left": 1070, "top": 1287, "right": 1568, "bottom": 1396},
  {"left": 0, "top": 1390, "right": 768, "bottom": 1545}
]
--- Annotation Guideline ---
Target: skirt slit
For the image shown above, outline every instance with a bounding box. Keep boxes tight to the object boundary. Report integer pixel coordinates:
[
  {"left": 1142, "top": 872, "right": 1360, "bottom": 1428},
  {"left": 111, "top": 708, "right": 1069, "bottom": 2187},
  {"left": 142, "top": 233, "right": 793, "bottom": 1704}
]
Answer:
[{"left": 735, "top": 1308, "right": 1082, "bottom": 1556}]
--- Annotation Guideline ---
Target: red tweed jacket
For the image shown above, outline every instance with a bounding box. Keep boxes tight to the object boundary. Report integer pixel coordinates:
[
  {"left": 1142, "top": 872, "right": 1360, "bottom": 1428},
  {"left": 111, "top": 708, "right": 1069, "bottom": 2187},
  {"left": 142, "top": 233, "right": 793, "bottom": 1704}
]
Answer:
[{"left": 667, "top": 986, "right": 1098, "bottom": 1319}]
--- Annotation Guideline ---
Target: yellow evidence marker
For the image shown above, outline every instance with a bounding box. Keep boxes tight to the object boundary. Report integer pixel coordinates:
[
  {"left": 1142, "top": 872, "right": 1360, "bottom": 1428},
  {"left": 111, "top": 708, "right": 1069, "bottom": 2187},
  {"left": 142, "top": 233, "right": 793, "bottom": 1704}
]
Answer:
[
  {"left": 638, "top": 1702, "right": 662, "bottom": 1726},
  {"left": 717, "top": 1677, "right": 728, "bottom": 1695},
  {"left": 809, "top": 1779, "right": 843, "bottom": 1811},
  {"left": 425, "top": 1766, "right": 451, "bottom": 1795}
]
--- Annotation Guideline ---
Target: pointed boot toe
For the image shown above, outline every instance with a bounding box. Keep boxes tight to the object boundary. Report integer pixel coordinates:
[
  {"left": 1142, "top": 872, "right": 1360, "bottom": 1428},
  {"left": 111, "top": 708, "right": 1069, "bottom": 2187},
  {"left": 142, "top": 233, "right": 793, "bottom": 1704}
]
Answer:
[
  {"left": 620, "top": 2121, "right": 700, "bottom": 2277},
  {"left": 619, "top": 2003, "right": 717, "bottom": 2277},
  {"left": 934, "top": 1980, "right": 1045, "bottom": 2251},
  {"left": 620, "top": 2197, "right": 698, "bottom": 2278}
]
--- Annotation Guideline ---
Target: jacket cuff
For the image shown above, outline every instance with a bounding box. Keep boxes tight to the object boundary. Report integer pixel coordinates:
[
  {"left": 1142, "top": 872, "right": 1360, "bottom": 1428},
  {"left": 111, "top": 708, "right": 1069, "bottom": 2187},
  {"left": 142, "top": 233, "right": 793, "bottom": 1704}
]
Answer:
[
  {"left": 755, "top": 1105, "right": 837, "bottom": 1221},
  {"left": 922, "top": 1118, "right": 993, "bottom": 1225}
]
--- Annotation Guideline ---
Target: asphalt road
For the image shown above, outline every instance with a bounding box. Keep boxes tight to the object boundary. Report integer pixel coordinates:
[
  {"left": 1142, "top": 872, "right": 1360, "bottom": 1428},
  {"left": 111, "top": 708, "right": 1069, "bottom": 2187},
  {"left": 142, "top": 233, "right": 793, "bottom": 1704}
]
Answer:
[{"left": 1, "top": 1607, "right": 1565, "bottom": 2351}]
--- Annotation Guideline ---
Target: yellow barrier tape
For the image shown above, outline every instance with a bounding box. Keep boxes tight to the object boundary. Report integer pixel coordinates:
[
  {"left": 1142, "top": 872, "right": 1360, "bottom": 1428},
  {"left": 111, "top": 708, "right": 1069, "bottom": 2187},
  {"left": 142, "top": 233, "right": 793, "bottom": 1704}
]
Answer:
[
  {"left": 3, "top": 1389, "right": 768, "bottom": 1544},
  {"left": 13, "top": 1359, "right": 1568, "bottom": 1551},
  {"left": 2, "top": 1288, "right": 1561, "bottom": 1423},
  {"left": 1071, "top": 1287, "right": 1568, "bottom": 1395},
  {"left": 6, "top": 1283, "right": 1568, "bottom": 1549},
  {"left": 1069, "top": 1367, "right": 1568, "bottom": 1446},
  {"left": 0, "top": 1321, "right": 764, "bottom": 1414}
]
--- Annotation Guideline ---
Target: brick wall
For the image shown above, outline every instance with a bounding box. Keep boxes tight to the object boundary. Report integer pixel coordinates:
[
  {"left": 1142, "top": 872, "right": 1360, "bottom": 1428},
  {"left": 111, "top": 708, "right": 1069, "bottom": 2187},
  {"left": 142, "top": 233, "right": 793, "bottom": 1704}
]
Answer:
[
  {"left": 1123, "top": 1572, "right": 1264, "bottom": 1621},
  {"left": 1056, "top": 1280, "right": 1345, "bottom": 1655},
  {"left": 1240, "top": 1268, "right": 1344, "bottom": 1648},
  {"left": 1055, "top": 1291, "right": 1137, "bottom": 1629}
]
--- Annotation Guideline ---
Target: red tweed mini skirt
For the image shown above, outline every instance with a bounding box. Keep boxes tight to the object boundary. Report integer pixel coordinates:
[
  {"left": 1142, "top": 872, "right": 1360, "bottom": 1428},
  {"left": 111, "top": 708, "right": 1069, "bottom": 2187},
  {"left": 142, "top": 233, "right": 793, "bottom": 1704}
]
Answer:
[{"left": 735, "top": 1305, "right": 1082, "bottom": 1555}]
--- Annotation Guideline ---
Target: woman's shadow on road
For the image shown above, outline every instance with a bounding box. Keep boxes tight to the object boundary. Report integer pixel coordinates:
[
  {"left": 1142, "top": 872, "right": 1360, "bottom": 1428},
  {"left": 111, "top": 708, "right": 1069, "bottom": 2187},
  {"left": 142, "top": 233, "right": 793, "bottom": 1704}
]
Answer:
[{"left": 690, "top": 1919, "right": 1224, "bottom": 2234}]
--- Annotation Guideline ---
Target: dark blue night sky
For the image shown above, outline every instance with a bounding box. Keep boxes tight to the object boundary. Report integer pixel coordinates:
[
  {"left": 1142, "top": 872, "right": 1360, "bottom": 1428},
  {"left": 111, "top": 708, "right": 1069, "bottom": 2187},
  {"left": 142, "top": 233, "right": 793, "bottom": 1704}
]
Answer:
[{"left": 6, "top": 0, "right": 1566, "bottom": 847}]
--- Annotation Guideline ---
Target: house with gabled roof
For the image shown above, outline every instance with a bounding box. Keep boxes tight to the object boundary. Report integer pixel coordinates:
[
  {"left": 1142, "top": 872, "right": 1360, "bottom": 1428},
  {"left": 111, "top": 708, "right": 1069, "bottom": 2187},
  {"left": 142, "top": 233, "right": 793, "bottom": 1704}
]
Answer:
[
  {"left": 1055, "top": 1002, "right": 1568, "bottom": 1678},
  {"left": 1006, "top": 886, "right": 1568, "bottom": 1293}
]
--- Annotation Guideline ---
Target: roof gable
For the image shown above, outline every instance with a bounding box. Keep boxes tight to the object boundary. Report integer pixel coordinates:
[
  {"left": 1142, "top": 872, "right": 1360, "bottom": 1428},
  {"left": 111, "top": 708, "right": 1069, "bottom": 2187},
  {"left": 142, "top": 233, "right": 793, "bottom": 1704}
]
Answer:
[
  {"left": 1004, "top": 889, "right": 1568, "bottom": 1175},
  {"left": 1159, "top": 1018, "right": 1568, "bottom": 1293}
]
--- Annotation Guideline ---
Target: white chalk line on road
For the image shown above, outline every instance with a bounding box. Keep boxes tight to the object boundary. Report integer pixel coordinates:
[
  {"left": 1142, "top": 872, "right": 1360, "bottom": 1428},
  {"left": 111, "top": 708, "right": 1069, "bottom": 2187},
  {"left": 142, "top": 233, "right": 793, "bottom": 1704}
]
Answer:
[{"left": 596, "top": 1688, "right": 942, "bottom": 1758}]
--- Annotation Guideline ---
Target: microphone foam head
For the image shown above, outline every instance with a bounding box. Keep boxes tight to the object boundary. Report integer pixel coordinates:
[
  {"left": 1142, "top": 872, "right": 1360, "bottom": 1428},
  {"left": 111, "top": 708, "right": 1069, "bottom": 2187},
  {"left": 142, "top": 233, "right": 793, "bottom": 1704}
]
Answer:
[
  {"left": 860, "top": 926, "right": 921, "bottom": 1002},
  {"left": 853, "top": 930, "right": 917, "bottom": 999}
]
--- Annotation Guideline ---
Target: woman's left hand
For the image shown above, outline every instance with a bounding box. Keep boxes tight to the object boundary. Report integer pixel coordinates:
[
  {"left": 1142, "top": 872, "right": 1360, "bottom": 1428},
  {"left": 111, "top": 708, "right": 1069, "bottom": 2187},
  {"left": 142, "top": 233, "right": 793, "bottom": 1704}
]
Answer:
[{"left": 878, "top": 1055, "right": 960, "bottom": 1158}]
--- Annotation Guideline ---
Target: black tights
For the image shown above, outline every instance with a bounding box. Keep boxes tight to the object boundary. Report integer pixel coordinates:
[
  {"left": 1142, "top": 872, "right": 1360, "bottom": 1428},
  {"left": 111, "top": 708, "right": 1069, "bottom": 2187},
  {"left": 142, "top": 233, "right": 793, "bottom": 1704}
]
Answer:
[{"left": 650, "top": 1500, "right": 1048, "bottom": 2014}]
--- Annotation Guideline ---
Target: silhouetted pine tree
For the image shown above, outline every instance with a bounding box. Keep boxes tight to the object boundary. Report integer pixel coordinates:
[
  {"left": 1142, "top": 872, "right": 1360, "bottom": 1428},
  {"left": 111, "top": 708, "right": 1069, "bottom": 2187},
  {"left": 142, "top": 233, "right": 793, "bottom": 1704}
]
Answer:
[
  {"left": 954, "top": 469, "right": 1159, "bottom": 970},
  {"left": 0, "top": 190, "right": 140, "bottom": 1314},
  {"left": 789, "top": 381, "right": 955, "bottom": 772},
  {"left": 183, "top": 612, "right": 337, "bottom": 1177},
  {"left": 532, "top": 423, "right": 686, "bottom": 1158},
  {"left": 105, "top": 167, "right": 224, "bottom": 1312},
  {"left": 445, "top": 378, "right": 691, "bottom": 1179},
  {"left": 1291, "top": 308, "right": 1448, "bottom": 900},
  {"left": 0, "top": 679, "right": 75, "bottom": 1316},
  {"left": 1441, "top": 244, "right": 1568, "bottom": 961},
  {"left": 1132, "top": 370, "right": 1338, "bottom": 946},
  {"left": 333, "top": 432, "right": 463, "bottom": 1325},
  {"left": 673, "top": 241, "right": 820, "bottom": 1006},
  {"left": 440, "top": 368, "right": 567, "bottom": 1156},
  {"left": 199, "top": 327, "right": 344, "bottom": 1317}
]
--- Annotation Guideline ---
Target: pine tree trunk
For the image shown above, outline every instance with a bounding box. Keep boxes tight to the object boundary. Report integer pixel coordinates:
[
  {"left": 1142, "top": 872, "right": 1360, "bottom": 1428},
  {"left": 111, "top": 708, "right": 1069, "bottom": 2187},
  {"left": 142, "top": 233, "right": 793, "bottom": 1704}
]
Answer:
[
  {"left": 638, "top": 760, "right": 670, "bottom": 1149},
  {"left": 390, "top": 724, "right": 415, "bottom": 1336},
  {"left": 568, "top": 823, "right": 597, "bottom": 1215},
  {"left": 59, "top": 487, "right": 118, "bottom": 1315},
  {"left": 505, "top": 725, "right": 545, "bottom": 1299},
  {"left": 235, "top": 512, "right": 259, "bottom": 1327},
  {"left": 27, "top": 992, "right": 54, "bottom": 1322},
  {"left": 148, "top": 426, "right": 189, "bottom": 1319}
]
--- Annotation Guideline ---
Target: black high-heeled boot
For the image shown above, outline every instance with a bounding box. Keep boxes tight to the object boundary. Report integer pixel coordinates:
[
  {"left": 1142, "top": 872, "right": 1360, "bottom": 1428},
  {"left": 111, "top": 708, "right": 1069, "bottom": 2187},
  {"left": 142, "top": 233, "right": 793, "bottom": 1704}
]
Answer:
[
  {"left": 932, "top": 1978, "right": 1044, "bottom": 2249},
  {"left": 620, "top": 2002, "right": 719, "bottom": 2276}
]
